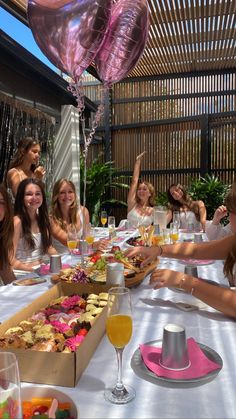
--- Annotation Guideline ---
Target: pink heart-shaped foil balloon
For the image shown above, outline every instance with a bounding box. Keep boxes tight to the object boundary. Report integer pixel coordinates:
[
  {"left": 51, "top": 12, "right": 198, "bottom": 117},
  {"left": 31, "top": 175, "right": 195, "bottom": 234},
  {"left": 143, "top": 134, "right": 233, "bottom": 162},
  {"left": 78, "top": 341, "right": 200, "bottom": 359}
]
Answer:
[
  {"left": 95, "top": 0, "right": 149, "bottom": 86},
  {"left": 27, "top": 0, "right": 113, "bottom": 81}
]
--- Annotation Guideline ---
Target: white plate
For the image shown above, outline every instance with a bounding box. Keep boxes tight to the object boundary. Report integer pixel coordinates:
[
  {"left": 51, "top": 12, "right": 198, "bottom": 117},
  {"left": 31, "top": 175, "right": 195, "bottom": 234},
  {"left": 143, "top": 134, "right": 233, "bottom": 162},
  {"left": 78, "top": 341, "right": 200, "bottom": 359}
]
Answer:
[
  {"left": 131, "top": 339, "right": 223, "bottom": 388},
  {"left": 21, "top": 386, "right": 78, "bottom": 418}
]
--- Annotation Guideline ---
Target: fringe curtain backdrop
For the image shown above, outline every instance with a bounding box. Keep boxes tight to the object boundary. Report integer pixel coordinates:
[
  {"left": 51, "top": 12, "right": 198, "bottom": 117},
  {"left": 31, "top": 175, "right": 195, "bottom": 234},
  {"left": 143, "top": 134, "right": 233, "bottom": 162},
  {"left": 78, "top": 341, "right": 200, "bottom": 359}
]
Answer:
[{"left": 0, "top": 92, "right": 55, "bottom": 192}]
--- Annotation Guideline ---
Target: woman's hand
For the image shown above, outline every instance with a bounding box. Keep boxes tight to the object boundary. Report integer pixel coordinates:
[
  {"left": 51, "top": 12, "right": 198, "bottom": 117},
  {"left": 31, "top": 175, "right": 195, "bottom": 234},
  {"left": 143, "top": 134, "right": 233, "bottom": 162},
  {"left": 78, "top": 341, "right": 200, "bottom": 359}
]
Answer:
[
  {"left": 150, "top": 269, "right": 184, "bottom": 289},
  {"left": 136, "top": 151, "right": 146, "bottom": 161},
  {"left": 93, "top": 239, "right": 110, "bottom": 252},
  {"left": 34, "top": 166, "right": 46, "bottom": 180},
  {"left": 212, "top": 205, "right": 228, "bottom": 224},
  {"left": 125, "top": 246, "right": 160, "bottom": 267}
]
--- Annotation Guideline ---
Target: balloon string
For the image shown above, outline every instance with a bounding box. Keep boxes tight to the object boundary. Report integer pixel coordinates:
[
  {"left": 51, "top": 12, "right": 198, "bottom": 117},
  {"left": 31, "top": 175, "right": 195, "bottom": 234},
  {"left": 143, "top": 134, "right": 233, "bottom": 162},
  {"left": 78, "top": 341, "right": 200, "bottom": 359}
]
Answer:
[{"left": 67, "top": 80, "right": 108, "bottom": 238}]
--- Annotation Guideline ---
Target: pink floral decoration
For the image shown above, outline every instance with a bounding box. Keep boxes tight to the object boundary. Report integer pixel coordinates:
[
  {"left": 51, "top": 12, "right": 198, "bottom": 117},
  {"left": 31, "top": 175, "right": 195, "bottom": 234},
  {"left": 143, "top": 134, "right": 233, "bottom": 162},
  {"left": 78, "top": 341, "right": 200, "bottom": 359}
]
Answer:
[
  {"left": 49, "top": 321, "right": 71, "bottom": 333},
  {"left": 61, "top": 295, "right": 83, "bottom": 309},
  {"left": 65, "top": 334, "right": 85, "bottom": 352}
]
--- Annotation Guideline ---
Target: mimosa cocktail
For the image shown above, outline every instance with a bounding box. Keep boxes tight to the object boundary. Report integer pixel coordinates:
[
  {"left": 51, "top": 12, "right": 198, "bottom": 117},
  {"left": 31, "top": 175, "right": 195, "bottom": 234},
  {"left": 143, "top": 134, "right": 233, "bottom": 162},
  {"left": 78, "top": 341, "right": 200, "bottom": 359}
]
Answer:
[
  {"left": 104, "top": 287, "right": 135, "bottom": 404},
  {"left": 106, "top": 314, "right": 132, "bottom": 348},
  {"left": 101, "top": 210, "right": 107, "bottom": 228}
]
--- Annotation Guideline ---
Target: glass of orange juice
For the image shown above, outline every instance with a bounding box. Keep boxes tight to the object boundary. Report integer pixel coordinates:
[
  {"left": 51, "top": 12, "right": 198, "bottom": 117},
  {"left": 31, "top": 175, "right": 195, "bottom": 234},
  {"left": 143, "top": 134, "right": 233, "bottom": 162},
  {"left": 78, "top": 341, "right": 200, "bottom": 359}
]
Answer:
[
  {"left": 67, "top": 224, "right": 78, "bottom": 258},
  {"left": 101, "top": 210, "right": 107, "bottom": 228},
  {"left": 170, "top": 224, "right": 179, "bottom": 243},
  {"left": 85, "top": 223, "right": 95, "bottom": 254},
  {"left": 104, "top": 287, "right": 135, "bottom": 404}
]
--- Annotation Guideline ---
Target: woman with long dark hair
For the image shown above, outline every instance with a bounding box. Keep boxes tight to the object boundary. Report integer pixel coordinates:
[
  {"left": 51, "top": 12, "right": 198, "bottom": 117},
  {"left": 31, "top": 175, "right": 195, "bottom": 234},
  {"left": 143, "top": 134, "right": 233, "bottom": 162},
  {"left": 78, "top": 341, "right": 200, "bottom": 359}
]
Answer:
[
  {"left": 0, "top": 184, "right": 15, "bottom": 284},
  {"left": 6, "top": 137, "right": 46, "bottom": 199},
  {"left": 167, "top": 183, "right": 207, "bottom": 231},
  {"left": 13, "top": 178, "right": 57, "bottom": 271}
]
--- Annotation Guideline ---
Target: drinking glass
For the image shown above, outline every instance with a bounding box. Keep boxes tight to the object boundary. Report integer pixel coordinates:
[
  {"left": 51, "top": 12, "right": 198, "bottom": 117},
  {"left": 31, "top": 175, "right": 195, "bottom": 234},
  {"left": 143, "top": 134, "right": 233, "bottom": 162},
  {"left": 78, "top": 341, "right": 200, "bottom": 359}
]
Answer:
[
  {"left": 0, "top": 352, "right": 22, "bottom": 418},
  {"left": 170, "top": 223, "right": 179, "bottom": 243},
  {"left": 101, "top": 210, "right": 107, "bottom": 228},
  {"left": 108, "top": 216, "right": 116, "bottom": 239},
  {"left": 67, "top": 225, "right": 78, "bottom": 257},
  {"left": 162, "top": 228, "right": 170, "bottom": 244},
  {"left": 104, "top": 287, "right": 135, "bottom": 404},
  {"left": 173, "top": 211, "right": 181, "bottom": 229},
  {"left": 85, "top": 223, "right": 95, "bottom": 254},
  {"left": 153, "top": 206, "right": 167, "bottom": 233}
]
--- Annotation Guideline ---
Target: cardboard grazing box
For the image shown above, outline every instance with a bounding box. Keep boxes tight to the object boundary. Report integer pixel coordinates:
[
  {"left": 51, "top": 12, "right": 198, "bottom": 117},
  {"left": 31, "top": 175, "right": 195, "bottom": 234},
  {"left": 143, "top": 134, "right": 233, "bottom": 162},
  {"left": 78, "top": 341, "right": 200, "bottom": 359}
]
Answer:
[{"left": 0, "top": 282, "right": 111, "bottom": 387}]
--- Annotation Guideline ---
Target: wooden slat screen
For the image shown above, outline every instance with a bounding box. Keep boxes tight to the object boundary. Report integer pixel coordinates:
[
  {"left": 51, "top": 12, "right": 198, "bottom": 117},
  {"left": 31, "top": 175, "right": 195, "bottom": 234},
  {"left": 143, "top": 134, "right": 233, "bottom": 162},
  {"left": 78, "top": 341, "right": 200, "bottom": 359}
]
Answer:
[{"left": 83, "top": 71, "right": 236, "bottom": 223}]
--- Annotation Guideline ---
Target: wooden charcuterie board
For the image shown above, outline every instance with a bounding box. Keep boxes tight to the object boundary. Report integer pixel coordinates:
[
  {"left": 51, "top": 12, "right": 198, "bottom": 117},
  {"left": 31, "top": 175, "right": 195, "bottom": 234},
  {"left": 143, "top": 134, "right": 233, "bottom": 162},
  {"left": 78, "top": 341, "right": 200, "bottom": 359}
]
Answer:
[{"left": 125, "top": 261, "right": 158, "bottom": 288}]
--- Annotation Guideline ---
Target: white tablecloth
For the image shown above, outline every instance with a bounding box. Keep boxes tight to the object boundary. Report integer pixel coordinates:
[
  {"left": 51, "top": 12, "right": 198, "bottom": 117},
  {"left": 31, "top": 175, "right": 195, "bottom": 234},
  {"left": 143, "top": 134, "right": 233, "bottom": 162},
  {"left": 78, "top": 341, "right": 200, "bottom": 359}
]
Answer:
[{"left": 1, "top": 230, "right": 236, "bottom": 418}]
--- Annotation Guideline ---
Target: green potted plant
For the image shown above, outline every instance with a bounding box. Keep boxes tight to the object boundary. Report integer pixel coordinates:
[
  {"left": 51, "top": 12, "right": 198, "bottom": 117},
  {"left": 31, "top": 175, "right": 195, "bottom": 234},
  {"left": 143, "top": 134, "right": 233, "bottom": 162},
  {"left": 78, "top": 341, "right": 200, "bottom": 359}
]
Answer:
[
  {"left": 187, "top": 174, "right": 230, "bottom": 221},
  {"left": 80, "top": 154, "right": 129, "bottom": 225}
]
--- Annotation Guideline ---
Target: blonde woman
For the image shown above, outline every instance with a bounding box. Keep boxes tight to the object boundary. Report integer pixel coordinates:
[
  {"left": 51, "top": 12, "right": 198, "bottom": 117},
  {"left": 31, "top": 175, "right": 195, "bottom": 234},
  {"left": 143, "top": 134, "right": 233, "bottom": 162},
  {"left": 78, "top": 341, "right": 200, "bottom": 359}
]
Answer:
[
  {"left": 50, "top": 178, "right": 107, "bottom": 254},
  {"left": 127, "top": 152, "right": 155, "bottom": 228}
]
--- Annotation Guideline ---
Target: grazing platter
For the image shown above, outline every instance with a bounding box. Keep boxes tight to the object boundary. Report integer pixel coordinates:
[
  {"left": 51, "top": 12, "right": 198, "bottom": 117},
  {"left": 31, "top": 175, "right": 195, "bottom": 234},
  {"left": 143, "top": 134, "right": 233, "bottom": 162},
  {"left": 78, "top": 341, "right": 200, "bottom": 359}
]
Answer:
[{"left": 51, "top": 246, "right": 158, "bottom": 288}]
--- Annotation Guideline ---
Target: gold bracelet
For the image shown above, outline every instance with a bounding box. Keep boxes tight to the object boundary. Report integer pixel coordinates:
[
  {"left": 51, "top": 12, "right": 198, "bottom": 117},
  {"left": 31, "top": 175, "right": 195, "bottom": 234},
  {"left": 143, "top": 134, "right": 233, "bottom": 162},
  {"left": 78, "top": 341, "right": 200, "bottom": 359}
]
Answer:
[
  {"left": 179, "top": 277, "right": 195, "bottom": 295},
  {"left": 179, "top": 276, "right": 186, "bottom": 290}
]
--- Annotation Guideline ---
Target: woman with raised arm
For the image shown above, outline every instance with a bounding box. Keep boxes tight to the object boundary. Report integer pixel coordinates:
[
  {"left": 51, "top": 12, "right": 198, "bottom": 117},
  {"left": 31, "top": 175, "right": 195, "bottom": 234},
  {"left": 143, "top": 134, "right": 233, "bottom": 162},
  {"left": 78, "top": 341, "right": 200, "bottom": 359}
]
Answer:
[
  {"left": 50, "top": 178, "right": 108, "bottom": 254},
  {"left": 13, "top": 178, "right": 57, "bottom": 272},
  {"left": 127, "top": 151, "right": 155, "bottom": 228},
  {"left": 166, "top": 183, "right": 207, "bottom": 231},
  {"left": 6, "top": 137, "right": 46, "bottom": 199},
  {"left": 0, "top": 184, "right": 16, "bottom": 284}
]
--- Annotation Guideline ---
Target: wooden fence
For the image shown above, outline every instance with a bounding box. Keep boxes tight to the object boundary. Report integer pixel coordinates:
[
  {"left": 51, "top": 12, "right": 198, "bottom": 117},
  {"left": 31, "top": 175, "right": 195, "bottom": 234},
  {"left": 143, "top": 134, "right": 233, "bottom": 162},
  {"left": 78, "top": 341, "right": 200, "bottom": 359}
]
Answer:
[{"left": 83, "top": 71, "right": 236, "bottom": 223}]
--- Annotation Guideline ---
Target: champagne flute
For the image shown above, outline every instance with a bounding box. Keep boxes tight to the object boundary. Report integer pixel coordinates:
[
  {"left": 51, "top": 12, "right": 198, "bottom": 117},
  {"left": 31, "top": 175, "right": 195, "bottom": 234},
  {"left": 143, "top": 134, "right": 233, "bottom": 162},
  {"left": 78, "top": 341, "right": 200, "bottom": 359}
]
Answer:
[
  {"left": 170, "top": 223, "right": 179, "bottom": 243},
  {"left": 85, "top": 223, "right": 95, "bottom": 254},
  {"left": 0, "top": 352, "right": 22, "bottom": 418},
  {"left": 108, "top": 216, "right": 116, "bottom": 240},
  {"left": 173, "top": 211, "right": 181, "bottom": 229},
  {"left": 104, "top": 287, "right": 135, "bottom": 404},
  {"left": 101, "top": 210, "right": 107, "bottom": 229},
  {"left": 67, "top": 225, "right": 78, "bottom": 261}
]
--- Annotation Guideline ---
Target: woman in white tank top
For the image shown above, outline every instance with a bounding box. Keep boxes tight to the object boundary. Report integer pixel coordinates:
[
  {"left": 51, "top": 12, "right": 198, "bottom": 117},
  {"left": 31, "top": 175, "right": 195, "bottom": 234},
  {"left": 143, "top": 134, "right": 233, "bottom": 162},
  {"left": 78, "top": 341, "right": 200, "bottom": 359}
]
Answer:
[
  {"left": 166, "top": 183, "right": 206, "bottom": 232},
  {"left": 12, "top": 178, "right": 57, "bottom": 272},
  {"left": 50, "top": 179, "right": 109, "bottom": 253},
  {"left": 127, "top": 152, "right": 155, "bottom": 228},
  {"left": 6, "top": 137, "right": 46, "bottom": 200}
]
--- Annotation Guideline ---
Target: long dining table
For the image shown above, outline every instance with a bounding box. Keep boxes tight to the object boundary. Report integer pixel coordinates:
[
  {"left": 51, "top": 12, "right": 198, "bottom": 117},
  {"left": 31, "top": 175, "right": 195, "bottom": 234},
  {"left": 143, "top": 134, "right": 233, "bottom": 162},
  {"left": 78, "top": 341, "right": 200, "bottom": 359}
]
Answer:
[{"left": 1, "top": 229, "right": 236, "bottom": 419}]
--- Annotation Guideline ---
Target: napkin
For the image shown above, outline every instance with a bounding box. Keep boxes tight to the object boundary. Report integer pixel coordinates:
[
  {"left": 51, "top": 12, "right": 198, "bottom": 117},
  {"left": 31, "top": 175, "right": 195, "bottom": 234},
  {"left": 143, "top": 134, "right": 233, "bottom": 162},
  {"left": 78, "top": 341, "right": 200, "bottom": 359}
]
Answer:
[
  {"left": 39, "top": 264, "right": 71, "bottom": 275},
  {"left": 140, "top": 338, "right": 221, "bottom": 379},
  {"left": 180, "top": 259, "right": 214, "bottom": 265}
]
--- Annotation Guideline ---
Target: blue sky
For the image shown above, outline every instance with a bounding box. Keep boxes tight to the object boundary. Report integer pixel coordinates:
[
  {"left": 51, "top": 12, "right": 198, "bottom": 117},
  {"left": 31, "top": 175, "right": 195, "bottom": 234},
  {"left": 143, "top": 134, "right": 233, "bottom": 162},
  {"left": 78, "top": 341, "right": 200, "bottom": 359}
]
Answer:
[{"left": 0, "top": 6, "right": 58, "bottom": 73}]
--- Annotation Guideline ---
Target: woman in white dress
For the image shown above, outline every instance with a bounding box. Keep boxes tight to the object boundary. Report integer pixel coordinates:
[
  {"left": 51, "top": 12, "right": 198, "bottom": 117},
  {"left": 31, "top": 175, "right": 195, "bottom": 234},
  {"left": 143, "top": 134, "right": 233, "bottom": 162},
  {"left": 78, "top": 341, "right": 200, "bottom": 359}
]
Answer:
[
  {"left": 50, "top": 179, "right": 107, "bottom": 253},
  {"left": 166, "top": 183, "right": 207, "bottom": 231},
  {"left": 127, "top": 152, "right": 155, "bottom": 228},
  {"left": 205, "top": 184, "right": 235, "bottom": 240},
  {"left": 13, "top": 178, "right": 57, "bottom": 271},
  {"left": 6, "top": 137, "right": 46, "bottom": 199}
]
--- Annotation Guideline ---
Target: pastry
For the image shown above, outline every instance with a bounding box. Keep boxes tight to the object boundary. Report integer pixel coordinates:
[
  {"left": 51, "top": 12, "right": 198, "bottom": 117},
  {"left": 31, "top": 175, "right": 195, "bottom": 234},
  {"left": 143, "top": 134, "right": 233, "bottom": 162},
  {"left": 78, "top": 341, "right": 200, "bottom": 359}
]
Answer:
[
  {"left": 5, "top": 326, "right": 23, "bottom": 335},
  {"left": 99, "top": 293, "right": 109, "bottom": 301},
  {"left": 86, "top": 304, "right": 97, "bottom": 312}
]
